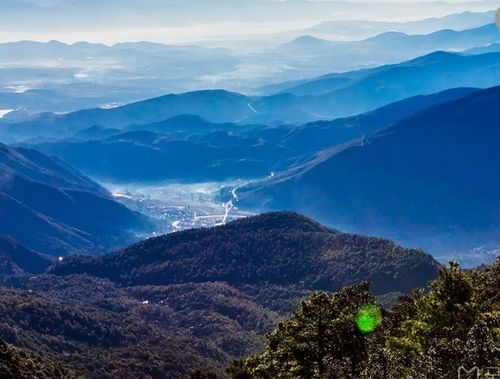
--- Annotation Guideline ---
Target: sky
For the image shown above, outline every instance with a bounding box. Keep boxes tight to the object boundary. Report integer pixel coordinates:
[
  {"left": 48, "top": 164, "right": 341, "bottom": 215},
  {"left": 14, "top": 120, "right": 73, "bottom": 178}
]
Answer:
[{"left": 0, "top": 0, "right": 498, "bottom": 44}]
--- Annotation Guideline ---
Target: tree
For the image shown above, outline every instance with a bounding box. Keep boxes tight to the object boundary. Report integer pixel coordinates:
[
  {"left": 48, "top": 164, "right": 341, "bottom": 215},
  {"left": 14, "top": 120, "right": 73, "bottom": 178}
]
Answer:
[
  {"left": 387, "top": 261, "right": 500, "bottom": 379},
  {"left": 227, "top": 282, "right": 381, "bottom": 378}
]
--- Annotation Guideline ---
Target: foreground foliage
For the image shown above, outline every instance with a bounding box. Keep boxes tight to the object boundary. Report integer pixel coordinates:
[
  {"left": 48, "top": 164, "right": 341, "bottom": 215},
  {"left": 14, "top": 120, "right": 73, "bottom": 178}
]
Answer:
[{"left": 225, "top": 259, "right": 500, "bottom": 379}]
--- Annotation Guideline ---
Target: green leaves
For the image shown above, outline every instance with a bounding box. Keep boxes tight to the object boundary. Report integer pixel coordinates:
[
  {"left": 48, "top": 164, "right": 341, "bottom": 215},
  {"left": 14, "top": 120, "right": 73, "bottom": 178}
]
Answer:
[
  {"left": 227, "top": 282, "right": 379, "bottom": 378},
  {"left": 227, "top": 259, "right": 500, "bottom": 379}
]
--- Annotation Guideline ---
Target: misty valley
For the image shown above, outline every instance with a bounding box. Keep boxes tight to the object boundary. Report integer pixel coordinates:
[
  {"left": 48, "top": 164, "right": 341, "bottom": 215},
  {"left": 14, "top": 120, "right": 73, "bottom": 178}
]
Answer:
[{"left": 105, "top": 180, "right": 252, "bottom": 235}]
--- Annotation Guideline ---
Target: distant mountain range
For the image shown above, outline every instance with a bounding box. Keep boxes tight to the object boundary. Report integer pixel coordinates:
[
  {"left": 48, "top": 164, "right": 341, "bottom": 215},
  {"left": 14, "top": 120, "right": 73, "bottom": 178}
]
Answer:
[
  {"left": 24, "top": 87, "right": 476, "bottom": 183},
  {"left": 0, "top": 143, "right": 154, "bottom": 255},
  {"left": 259, "top": 50, "right": 500, "bottom": 121},
  {"left": 0, "top": 40, "right": 230, "bottom": 61},
  {"left": 1, "top": 90, "right": 254, "bottom": 142},
  {"left": 272, "top": 23, "right": 500, "bottom": 77},
  {"left": 264, "top": 50, "right": 500, "bottom": 98},
  {"left": 2, "top": 50, "right": 500, "bottom": 144},
  {"left": 29, "top": 128, "right": 294, "bottom": 182},
  {"left": 282, "top": 24, "right": 492, "bottom": 55},
  {"left": 240, "top": 86, "right": 500, "bottom": 263},
  {"left": 0, "top": 19, "right": 498, "bottom": 114},
  {"left": 300, "top": 11, "right": 496, "bottom": 40}
]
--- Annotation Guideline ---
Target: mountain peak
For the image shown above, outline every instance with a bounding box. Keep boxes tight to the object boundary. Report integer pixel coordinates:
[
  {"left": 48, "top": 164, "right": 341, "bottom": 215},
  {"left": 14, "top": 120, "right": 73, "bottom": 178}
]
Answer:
[
  {"left": 364, "top": 30, "right": 409, "bottom": 42},
  {"left": 283, "top": 35, "right": 332, "bottom": 49},
  {"left": 292, "top": 35, "right": 326, "bottom": 43},
  {"left": 51, "top": 212, "right": 439, "bottom": 294},
  {"left": 227, "top": 211, "right": 334, "bottom": 234},
  {"left": 405, "top": 50, "right": 459, "bottom": 64}
]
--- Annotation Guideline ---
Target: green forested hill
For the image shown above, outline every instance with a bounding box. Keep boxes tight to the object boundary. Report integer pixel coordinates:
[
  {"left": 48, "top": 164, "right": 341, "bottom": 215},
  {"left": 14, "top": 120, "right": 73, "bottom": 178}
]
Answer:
[
  {"left": 0, "top": 212, "right": 443, "bottom": 378},
  {"left": 51, "top": 212, "right": 440, "bottom": 295}
]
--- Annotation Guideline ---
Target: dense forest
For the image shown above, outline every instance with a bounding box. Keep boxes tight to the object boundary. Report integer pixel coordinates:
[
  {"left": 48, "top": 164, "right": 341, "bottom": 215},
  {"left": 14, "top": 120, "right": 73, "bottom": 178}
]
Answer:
[
  {"left": 0, "top": 338, "right": 80, "bottom": 379},
  {"left": 221, "top": 258, "right": 500, "bottom": 379},
  {"left": 0, "top": 276, "right": 230, "bottom": 378},
  {"left": 2, "top": 258, "right": 496, "bottom": 378},
  {"left": 51, "top": 212, "right": 440, "bottom": 295},
  {"left": 0, "top": 212, "right": 445, "bottom": 378}
]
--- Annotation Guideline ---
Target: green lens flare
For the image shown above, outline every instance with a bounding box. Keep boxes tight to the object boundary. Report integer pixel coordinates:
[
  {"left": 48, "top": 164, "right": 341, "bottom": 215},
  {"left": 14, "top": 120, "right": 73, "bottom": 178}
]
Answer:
[{"left": 356, "top": 304, "right": 382, "bottom": 334}]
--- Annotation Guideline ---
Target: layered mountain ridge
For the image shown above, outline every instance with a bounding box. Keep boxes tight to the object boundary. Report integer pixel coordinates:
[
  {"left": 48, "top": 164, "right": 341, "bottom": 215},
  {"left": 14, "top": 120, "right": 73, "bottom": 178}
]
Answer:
[
  {"left": 240, "top": 85, "right": 500, "bottom": 262},
  {"left": 0, "top": 143, "right": 154, "bottom": 255},
  {"left": 2, "top": 51, "right": 499, "bottom": 144}
]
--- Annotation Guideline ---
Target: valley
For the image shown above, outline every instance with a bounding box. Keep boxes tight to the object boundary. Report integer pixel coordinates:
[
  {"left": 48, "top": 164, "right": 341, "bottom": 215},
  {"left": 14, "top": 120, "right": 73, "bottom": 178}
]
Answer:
[
  {"left": 93, "top": 171, "right": 500, "bottom": 268},
  {"left": 105, "top": 180, "right": 252, "bottom": 234}
]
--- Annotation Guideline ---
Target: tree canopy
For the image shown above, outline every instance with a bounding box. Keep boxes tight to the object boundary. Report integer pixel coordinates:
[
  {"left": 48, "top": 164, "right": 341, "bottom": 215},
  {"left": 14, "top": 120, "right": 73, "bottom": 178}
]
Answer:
[{"left": 225, "top": 259, "right": 500, "bottom": 379}]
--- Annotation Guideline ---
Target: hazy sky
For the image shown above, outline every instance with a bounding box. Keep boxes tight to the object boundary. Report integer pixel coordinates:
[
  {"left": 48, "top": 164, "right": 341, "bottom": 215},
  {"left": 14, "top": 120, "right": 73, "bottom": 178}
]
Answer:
[{"left": 0, "top": 0, "right": 497, "bottom": 44}]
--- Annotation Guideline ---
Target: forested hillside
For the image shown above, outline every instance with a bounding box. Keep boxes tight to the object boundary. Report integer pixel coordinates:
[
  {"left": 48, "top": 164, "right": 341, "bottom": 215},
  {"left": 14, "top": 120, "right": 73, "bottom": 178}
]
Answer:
[
  {"left": 0, "top": 338, "right": 79, "bottom": 379},
  {"left": 0, "top": 212, "right": 443, "bottom": 378},
  {"left": 51, "top": 212, "right": 440, "bottom": 294}
]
